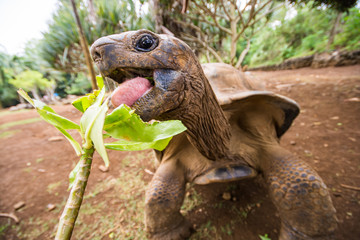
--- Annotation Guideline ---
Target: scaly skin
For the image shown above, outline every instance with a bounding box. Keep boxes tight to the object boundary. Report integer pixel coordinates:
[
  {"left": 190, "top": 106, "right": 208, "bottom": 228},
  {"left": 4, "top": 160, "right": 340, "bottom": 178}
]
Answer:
[
  {"left": 265, "top": 146, "right": 337, "bottom": 239},
  {"left": 145, "top": 159, "right": 193, "bottom": 240},
  {"left": 90, "top": 30, "right": 337, "bottom": 239}
]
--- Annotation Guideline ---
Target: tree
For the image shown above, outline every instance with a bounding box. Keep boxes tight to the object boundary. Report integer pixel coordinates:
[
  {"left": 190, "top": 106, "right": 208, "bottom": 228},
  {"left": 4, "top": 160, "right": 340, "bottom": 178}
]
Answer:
[
  {"left": 70, "top": 0, "right": 97, "bottom": 90},
  {"left": 151, "top": 0, "right": 358, "bottom": 68},
  {"left": 38, "top": 0, "right": 153, "bottom": 76},
  {"left": 10, "top": 70, "right": 55, "bottom": 101},
  {"left": 0, "top": 52, "right": 34, "bottom": 107},
  {"left": 152, "top": 0, "right": 284, "bottom": 68}
]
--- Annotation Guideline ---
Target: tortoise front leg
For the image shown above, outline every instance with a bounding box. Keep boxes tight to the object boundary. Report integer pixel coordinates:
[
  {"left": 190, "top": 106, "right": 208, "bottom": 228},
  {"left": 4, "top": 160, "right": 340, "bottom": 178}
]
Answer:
[
  {"left": 262, "top": 146, "right": 337, "bottom": 239},
  {"left": 145, "top": 159, "right": 192, "bottom": 240}
]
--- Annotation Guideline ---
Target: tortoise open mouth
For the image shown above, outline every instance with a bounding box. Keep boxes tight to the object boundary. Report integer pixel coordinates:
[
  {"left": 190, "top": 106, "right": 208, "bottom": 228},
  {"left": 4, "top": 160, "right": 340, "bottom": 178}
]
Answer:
[
  {"left": 107, "top": 67, "right": 154, "bottom": 85},
  {"left": 104, "top": 68, "right": 155, "bottom": 108}
]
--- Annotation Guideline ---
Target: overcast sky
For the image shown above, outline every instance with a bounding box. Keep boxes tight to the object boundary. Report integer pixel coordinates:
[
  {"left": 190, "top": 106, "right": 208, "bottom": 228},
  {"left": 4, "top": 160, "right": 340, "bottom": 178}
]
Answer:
[{"left": 0, "top": 0, "right": 57, "bottom": 55}]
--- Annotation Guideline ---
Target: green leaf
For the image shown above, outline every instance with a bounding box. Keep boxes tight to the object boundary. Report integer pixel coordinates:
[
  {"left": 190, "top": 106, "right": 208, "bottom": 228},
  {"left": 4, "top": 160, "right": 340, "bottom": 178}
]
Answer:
[
  {"left": 72, "top": 90, "right": 100, "bottom": 113},
  {"left": 96, "top": 75, "right": 104, "bottom": 89},
  {"left": 89, "top": 99, "right": 109, "bottom": 166},
  {"left": 104, "top": 104, "right": 186, "bottom": 151},
  {"left": 18, "top": 89, "right": 81, "bottom": 155},
  {"left": 18, "top": 89, "right": 34, "bottom": 106},
  {"left": 259, "top": 234, "right": 271, "bottom": 240},
  {"left": 105, "top": 138, "right": 172, "bottom": 151},
  {"left": 80, "top": 88, "right": 106, "bottom": 145},
  {"left": 19, "top": 89, "right": 80, "bottom": 130}
]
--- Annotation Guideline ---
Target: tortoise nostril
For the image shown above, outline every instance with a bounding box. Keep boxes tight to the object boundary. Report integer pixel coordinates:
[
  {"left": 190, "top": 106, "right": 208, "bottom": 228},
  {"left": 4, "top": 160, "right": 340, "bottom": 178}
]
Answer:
[
  {"left": 90, "top": 44, "right": 102, "bottom": 61},
  {"left": 93, "top": 49, "right": 102, "bottom": 61}
]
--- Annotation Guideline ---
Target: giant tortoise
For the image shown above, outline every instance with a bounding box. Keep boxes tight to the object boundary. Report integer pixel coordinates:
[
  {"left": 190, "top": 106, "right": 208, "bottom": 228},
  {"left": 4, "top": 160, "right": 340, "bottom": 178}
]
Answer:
[{"left": 90, "top": 30, "right": 337, "bottom": 240}]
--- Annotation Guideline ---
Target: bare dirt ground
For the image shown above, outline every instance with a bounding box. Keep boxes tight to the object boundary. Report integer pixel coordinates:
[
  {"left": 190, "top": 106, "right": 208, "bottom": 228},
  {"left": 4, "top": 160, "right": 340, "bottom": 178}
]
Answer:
[{"left": 0, "top": 65, "right": 359, "bottom": 240}]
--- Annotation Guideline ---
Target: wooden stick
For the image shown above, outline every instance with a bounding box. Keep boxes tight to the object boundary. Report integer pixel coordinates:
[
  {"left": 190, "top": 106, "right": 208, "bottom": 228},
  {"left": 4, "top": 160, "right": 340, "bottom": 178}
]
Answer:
[
  {"left": 340, "top": 184, "right": 360, "bottom": 191},
  {"left": 0, "top": 213, "right": 19, "bottom": 223}
]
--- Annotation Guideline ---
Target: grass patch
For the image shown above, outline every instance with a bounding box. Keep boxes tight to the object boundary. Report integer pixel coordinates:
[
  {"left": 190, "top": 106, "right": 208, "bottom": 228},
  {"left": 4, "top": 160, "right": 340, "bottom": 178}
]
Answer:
[
  {"left": 220, "top": 223, "right": 233, "bottom": 236},
  {"left": 10, "top": 151, "right": 156, "bottom": 239},
  {"left": 190, "top": 220, "right": 220, "bottom": 240},
  {"left": 259, "top": 233, "right": 272, "bottom": 240},
  {"left": 47, "top": 181, "right": 62, "bottom": 194},
  {"left": 0, "top": 117, "right": 41, "bottom": 130},
  {"left": 181, "top": 184, "right": 203, "bottom": 214},
  {"left": 23, "top": 167, "right": 32, "bottom": 173},
  {"left": 0, "top": 109, "right": 30, "bottom": 117},
  {"left": 0, "top": 130, "right": 20, "bottom": 138},
  {"left": 71, "top": 152, "right": 150, "bottom": 240},
  {"left": 0, "top": 223, "right": 10, "bottom": 237},
  {"left": 13, "top": 216, "right": 57, "bottom": 239}
]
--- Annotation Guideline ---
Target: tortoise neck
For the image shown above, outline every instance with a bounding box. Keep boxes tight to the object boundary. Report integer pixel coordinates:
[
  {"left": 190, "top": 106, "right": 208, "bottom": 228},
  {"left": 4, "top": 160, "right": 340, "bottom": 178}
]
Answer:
[{"left": 181, "top": 77, "right": 232, "bottom": 161}]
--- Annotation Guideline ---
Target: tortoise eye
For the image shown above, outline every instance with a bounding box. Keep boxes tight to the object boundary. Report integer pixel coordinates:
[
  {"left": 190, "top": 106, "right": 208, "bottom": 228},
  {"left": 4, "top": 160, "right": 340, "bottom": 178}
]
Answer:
[{"left": 135, "top": 34, "right": 158, "bottom": 52}]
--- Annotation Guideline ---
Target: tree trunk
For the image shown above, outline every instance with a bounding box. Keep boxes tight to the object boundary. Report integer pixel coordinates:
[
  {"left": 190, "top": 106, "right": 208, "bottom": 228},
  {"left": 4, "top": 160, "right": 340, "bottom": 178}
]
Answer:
[
  {"left": 152, "top": 0, "right": 164, "bottom": 34},
  {"left": 31, "top": 88, "right": 41, "bottom": 101},
  {"left": 230, "top": 4, "right": 237, "bottom": 66},
  {"left": 70, "top": 0, "right": 97, "bottom": 90},
  {"left": 236, "top": 37, "right": 251, "bottom": 69},
  {"left": 87, "top": 0, "right": 97, "bottom": 24},
  {"left": 327, "top": 12, "right": 342, "bottom": 50}
]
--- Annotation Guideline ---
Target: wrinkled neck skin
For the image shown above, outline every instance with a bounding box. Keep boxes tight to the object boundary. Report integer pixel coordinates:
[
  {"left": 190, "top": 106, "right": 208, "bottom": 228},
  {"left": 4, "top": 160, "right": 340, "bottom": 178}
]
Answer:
[
  {"left": 184, "top": 78, "right": 232, "bottom": 161},
  {"left": 160, "top": 63, "right": 232, "bottom": 161}
]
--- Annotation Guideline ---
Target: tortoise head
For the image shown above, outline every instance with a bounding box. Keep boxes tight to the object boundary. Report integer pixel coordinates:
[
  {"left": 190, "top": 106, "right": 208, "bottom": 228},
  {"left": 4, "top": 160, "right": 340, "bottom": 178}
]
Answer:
[{"left": 90, "top": 29, "right": 205, "bottom": 122}]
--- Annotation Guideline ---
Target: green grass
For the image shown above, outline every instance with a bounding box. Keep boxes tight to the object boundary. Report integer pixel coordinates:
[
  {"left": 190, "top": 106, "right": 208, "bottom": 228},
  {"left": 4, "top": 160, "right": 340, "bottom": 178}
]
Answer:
[
  {"left": 47, "top": 181, "right": 62, "bottom": 194},
  {"left": 259, "top": 233, "right": 272, "bottom": 240},
  {"left": 181, "top": 184, "right": 203, "bottom": 214},
  {"left": 12, "top": 216, "right": 56, "bottom": 239},
  {"left": 0, "top": 130, "right": 20, "bottom": 138},
  {"left": 0, "top": 109, "right": 30, "bottom": 117},
  {"left": 0, "top": 223, "right": 10, "bottom": 237},
  {"left": 0, "top": 117, "right": 41, "bottom": 130},
  {"left": 190, "top": 221, "right": 220, "bottom": 240},
  {"left": 71, "top": 152, "right": 150, "bottom": 240}
]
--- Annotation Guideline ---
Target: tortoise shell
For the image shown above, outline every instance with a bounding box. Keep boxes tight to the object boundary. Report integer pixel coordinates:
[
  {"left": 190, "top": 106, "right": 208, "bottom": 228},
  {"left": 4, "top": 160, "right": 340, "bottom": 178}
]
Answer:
[{"left": 202, "top": 63, "right": 300, "bottom": 138}]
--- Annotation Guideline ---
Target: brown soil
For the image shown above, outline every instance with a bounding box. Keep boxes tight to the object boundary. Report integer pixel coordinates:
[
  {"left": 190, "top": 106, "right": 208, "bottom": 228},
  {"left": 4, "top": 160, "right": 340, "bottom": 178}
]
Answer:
[{"left": 0, "top": 65, "right": 359, "bottom": 240}]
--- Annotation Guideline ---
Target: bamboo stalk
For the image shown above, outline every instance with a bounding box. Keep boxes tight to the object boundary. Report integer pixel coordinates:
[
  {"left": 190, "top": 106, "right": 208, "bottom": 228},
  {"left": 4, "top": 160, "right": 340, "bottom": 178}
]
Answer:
[{"left": 55, "top": 147, "right": 94, "bottom": 240}]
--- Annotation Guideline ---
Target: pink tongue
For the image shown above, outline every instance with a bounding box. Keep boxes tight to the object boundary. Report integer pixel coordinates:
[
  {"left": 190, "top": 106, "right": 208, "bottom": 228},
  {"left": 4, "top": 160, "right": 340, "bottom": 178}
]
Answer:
[{"left": 111, "top": 77, "right": 152, "bottom": 108}]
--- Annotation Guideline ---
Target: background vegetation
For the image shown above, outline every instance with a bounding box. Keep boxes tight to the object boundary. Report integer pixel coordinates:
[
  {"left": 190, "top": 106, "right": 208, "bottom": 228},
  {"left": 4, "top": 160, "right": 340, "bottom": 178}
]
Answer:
[{"left": 0, "top": 0, "right": 359, "bottom": 108}]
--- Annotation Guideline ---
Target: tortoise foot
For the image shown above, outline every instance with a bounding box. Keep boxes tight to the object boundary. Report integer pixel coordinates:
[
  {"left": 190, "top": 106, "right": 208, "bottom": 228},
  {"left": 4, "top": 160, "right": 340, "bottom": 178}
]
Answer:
[
  {"left": 264, "top": 148, "right": 337, "bottom": 240},
  {"left": 148, "top": 218, "right": 193, "bottom": 240}
]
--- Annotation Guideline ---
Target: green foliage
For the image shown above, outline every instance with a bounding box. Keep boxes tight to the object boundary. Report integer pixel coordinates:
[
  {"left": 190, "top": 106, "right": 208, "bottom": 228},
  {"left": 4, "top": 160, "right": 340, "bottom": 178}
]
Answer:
[
  {"left": 38, "top": 0, "right": 153, "bottom": 74},
  {"left": 18, "top": 89, "right": 82, "bottom": 155},
  {"left": 246, "top": 3, "right": 360, "bottom": 68},
  {"left": 19, "top": 83, "right": 186, "bottom": 238},
  {"left": 259, "top": 233, "right": 272, "bottom": 240},
  {"left": 0, "top": 52, "right": 23, "bottom": 107},
  {"left": 104, "top": 104, "right": 187, "bottom": 151},
  {"left": 289, "top": 0, "right": 358, "bottom": 12},
  {"left": 20, "top": 80, "right": 186, "bottom": 181},
  {"left": 333, "top": 8, "right": 360, "bottom": 50},
  {"left": 65, "top": 73, "right": 92, "bottom": 95},
  {"left": 10, "top": 70, "right": 54, "bottom": 92}
]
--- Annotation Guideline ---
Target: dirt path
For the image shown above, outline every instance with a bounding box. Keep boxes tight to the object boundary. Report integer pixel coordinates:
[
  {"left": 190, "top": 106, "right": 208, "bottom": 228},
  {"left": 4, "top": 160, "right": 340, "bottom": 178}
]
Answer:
[{"left": 0, "top": 65, "right": 359, "bottom": 240}]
